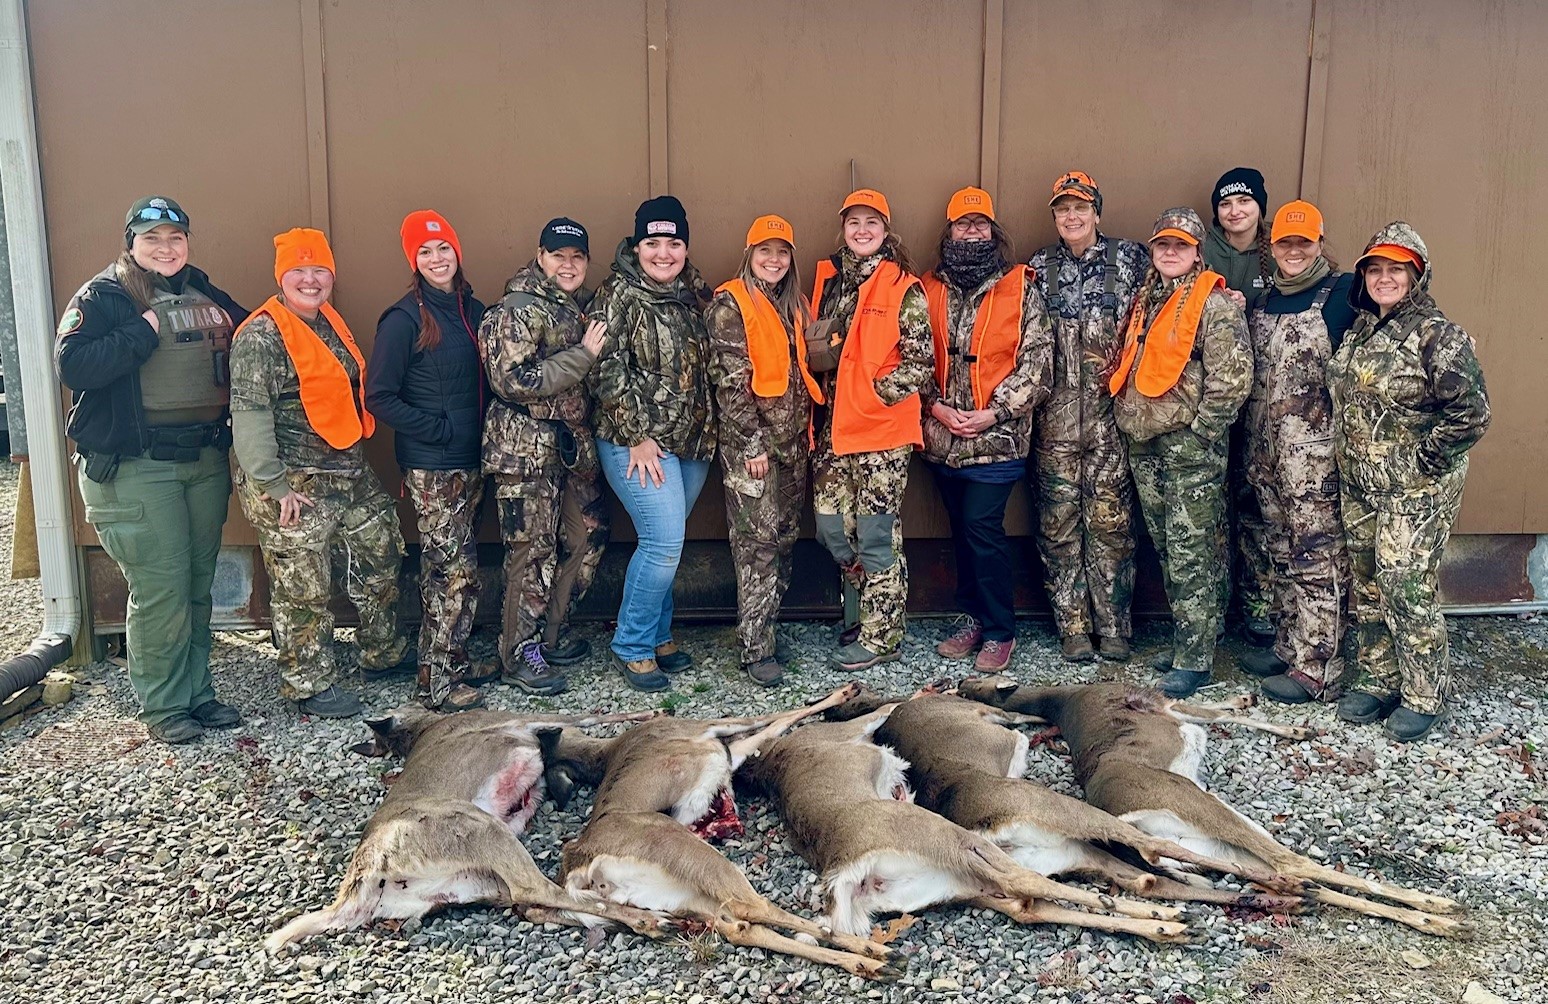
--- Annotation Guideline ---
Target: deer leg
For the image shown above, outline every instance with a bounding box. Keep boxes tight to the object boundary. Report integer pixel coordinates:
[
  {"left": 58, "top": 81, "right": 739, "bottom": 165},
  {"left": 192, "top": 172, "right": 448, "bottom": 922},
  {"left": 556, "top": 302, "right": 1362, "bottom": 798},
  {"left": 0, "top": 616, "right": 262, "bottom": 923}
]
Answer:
[
  {"left": 713, "top": 918, "right": 901, "bottom": 981},
  {"left": 1071, "top": 854, "right": 1305, "bottom": 912},
  {"left": 1306, "top": 887, "right": 1474, "bottom": 938},
  {"left": 1266, "top": 856, "right": 1462, "bottom": 916},
  {"left": 973, "top": 897, "right": 1193, "bottom": 945},
  {"left": 1168, "top": 706, "right": 1315, "bottom": 741},
  {"left": 726, "top": 684, "right": 866, "bottom": 767},
  {"left": 728, "top": 898, "right": 891, "bottom": 961},
  {"left": 1174, "top": 694, "right": 1257, "bottom": 713},
  {"left": 974, "top": 850, "right": 1184, "bottom": 922}
]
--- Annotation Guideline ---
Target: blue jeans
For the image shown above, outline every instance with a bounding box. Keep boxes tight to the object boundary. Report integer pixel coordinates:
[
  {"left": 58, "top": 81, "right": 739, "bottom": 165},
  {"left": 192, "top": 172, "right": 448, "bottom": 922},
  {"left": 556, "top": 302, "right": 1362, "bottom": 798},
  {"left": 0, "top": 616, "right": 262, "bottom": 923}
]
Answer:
[{"left": 597, "top": 439, "right": 710, "bottom": 661}]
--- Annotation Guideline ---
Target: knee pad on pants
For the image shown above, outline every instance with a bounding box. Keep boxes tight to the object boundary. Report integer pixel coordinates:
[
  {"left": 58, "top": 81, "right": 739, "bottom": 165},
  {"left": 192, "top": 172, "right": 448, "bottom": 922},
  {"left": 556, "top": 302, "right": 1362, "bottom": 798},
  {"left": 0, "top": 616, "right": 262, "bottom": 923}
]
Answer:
[
  {"left": 814, "top": 512, "right": 855, "bottom": 563},
  {"left": 856, "top": 513, "right": 898, "bottom": 575}
]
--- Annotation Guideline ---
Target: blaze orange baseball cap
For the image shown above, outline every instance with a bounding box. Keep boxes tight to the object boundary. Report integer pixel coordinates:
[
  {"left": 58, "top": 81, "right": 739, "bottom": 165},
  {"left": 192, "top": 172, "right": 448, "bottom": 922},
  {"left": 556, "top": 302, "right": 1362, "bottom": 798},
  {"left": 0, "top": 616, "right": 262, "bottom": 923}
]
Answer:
[
  {"left": 745, "top": 214, "right": 795, "bottom": 249},
  {"left": 840, "top": 188, "right": 891, "bottom": 221},
  {"left": 1358, "top": 243, "right": 1424, "bottom": 271},
  {"left": 1049, "top": 171, "right": 1100, "bottom": 206},
  {"left": 1271, "top": 200, "right": 1324, "bottom": 243},
  {"left": 946, "top": 186, "right": 995, "bottom": 222}
]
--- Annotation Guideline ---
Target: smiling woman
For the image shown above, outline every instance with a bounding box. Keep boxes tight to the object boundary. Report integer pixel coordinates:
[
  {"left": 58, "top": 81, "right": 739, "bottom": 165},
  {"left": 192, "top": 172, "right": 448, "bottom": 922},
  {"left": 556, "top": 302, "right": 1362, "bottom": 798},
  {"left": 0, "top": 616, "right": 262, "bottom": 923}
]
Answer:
[{"left": 53, "top": 195, "right": 249, "bottom": 744}]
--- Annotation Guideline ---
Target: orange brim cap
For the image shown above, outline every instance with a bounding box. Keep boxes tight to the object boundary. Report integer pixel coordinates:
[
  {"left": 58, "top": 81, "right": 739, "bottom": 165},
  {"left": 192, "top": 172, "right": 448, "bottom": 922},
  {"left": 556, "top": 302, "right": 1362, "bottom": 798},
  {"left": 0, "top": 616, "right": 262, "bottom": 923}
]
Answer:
[
  {"left": 746, "top": 214, "right": 795, "bottom": 249},
  {"left": 841, "top": 188, "right": 890, "bottom": 220},
  {"left": 1271, "top": 200, "right": 1324, "bottom": 243},
  {"left": 1048, "top": 171, "right": 1099, "bottom": 206},
  {"left": 1359, "top": 243, "right": 1423, "bottom": 270},
  {"left": 1150, "top": 227, "right": 1200, "bottom": 246},
  {"left": 947, "top": 186, "right": 994, "bottom": 222}
]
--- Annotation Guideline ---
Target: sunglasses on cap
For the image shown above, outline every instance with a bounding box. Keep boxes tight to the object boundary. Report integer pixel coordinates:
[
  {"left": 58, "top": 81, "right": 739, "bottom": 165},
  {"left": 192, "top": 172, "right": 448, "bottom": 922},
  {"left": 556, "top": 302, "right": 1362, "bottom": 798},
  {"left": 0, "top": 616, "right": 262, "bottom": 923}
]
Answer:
[{"left": 137, "top": 206, "right": 184, "bottom": 223}]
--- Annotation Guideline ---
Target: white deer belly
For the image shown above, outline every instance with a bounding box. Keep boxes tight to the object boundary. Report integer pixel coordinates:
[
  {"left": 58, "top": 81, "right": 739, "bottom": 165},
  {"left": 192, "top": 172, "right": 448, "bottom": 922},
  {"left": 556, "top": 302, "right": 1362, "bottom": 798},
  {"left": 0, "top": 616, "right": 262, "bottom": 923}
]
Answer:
[
  {"left": 824, "top": 850, "right": 976, "bottom": 936},
  {"left": 673, "top": 757, "right": 733, "bottom": 827},
  {"left": 568, "top": 856, "right": 700, "bottom": 914},
  {"left": 1165, "top": 723, "right": 1209, "bottom": 787},
  {"left": 985, "top": 821, "right": 1096, "bottom": 877}
]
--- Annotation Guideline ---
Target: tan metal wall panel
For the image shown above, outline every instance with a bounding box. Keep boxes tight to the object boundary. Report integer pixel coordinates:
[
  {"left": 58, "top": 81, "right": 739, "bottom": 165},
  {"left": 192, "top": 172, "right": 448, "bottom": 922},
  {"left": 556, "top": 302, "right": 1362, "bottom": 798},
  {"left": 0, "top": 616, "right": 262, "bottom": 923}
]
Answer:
[
  {"left": 996, "top": 0, "right": 1315, "bottom": 263},
  {"left": 1312, "top": 0, "right": 1545, "bottom": 533}
]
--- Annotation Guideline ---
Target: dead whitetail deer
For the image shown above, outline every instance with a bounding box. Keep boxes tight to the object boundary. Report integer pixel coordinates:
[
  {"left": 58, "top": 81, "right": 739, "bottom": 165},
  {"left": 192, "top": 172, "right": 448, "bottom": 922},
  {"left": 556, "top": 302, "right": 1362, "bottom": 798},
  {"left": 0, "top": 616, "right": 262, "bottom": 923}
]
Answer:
[
  {"left": 823, "top": 687, "right": 1304, "bottom": 913},
  {"left": 737, "top": 700, "right": 1193, "bottom": 945},
  {"left": 534, "top": 683, "right": 900, "bottom": 981},
  {"left": 957, "top": 678, "right": 1473, "bottom": 938},
  {"left": 266, "top": 706, "right": 671, "bottom": 950}
]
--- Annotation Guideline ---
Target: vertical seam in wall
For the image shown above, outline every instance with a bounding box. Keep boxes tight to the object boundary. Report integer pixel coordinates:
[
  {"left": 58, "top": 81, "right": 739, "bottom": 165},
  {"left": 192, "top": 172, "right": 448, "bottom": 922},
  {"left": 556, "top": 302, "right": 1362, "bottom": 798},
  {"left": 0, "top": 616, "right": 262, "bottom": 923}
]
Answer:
[
  {"left": 979, "top": 0, "right": 1004, "bottom": 195},
  {"left": 1298, "top": 0, "right": 1332, "bottom": 202},
  {"left": 646, "top": 0, "right": 669, "bottom": 196},
  {"left": 299, "top": 0, "right": 330, "bottom": 233}
]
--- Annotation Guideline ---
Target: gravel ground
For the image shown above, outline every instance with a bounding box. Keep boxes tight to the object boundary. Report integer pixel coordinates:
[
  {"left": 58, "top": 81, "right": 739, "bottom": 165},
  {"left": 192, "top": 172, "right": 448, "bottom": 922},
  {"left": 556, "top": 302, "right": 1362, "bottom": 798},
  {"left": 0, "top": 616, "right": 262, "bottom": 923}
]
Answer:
[{"left": 0, "top": 459, "right": 1545, "bottom": 1003}]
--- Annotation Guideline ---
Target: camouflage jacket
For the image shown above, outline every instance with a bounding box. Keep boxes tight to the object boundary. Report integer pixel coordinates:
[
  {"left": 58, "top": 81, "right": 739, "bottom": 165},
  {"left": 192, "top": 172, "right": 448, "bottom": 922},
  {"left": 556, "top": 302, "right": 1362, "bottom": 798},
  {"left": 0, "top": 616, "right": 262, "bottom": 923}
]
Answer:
[
  {"left": 229, "top": 306, "right": 367, "bottom": 495},
  {"left": 1113, "top": 277, "right": 1251, "bottom": 444},
  {"left": 1244, "top": 275, "right": 1353, "bottom": 464},
  {"left": 1329, "top": 223, "right": 1489, "bottom": 493},
  {"left": 813, "top": 248, "right": 933, "bottom": 442},
  {"left": 479, "top": 262, "right": 598, "bottom": 477},
  {"left": 588, "top": 239, "right": 716, "bottom": 461},
  {"left": 1027, "top": 235, "right": 1149, "bottom": 448},
  {"left": 920, "top": 265, "right": 1054, "bottom": 467},
  {"left": 706, "top": 288, "right": 812, "bottom": 468}
]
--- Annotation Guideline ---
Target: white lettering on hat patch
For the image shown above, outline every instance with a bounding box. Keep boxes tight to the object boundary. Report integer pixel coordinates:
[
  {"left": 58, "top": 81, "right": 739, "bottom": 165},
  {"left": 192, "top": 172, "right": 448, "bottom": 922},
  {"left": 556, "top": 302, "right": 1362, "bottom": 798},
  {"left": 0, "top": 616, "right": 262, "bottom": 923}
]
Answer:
[
  {"left": 554, "top": 224, "right": 584, "bottom": 237},
  {"left": 1218, "top": 181, "right": 1253, "bottom": 198},
  {"left": 647, "top": 221, "right": 677, "bottom": 235}
]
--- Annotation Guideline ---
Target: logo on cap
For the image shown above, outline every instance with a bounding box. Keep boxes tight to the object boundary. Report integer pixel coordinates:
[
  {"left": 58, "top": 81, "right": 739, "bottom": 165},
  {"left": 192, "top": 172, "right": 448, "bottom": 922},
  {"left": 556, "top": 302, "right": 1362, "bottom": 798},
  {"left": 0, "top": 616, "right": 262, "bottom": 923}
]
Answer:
[
  {"left": 149, "top": 197, "right": 168, "bottom": 209},
  {"left": 767, "top": 220, "right": 786, "bottom": 230},
  {"left": 299, "top": 249, "right": 314, "bottom": 262},
  {"left": 1285, "top": 211, "right": 1306, "bottom": 223},
  {"left": 963, "top": 195, "right": 983, "bottom": 205},
  {"left": 647, "top": 221, "right": 677, "bottom": 235},
  {"left": 425, "top": 221, "right": 442, "bottom": 232},
  {"left": 554, "top": 224, "right": 584, "bottom": 237},
  {"left": 1218, "top": 181, "right": 1252, "bottom": 198}
]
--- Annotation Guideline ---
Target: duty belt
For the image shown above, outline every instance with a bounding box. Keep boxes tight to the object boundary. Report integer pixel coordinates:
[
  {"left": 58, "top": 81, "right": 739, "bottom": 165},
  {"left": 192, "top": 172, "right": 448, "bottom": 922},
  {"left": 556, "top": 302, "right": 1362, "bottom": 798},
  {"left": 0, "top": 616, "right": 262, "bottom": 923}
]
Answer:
[{"left": 143, "top": 421, "right": 231, "bottom": 462}]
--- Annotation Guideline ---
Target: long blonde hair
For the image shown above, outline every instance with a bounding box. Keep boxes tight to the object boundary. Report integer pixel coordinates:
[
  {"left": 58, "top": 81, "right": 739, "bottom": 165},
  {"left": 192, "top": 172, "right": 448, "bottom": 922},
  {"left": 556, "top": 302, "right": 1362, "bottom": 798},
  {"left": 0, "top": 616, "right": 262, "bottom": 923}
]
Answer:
[{"left": 737, "top": 243, "right": 808, "bottom": 333}]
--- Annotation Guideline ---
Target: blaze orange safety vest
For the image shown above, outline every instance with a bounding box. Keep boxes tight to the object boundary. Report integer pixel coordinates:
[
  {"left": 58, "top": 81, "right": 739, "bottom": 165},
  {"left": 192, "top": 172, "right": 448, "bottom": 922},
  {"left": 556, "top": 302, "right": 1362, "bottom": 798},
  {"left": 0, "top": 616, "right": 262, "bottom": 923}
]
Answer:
[
  {"left": 811, "top": 259, "right": 924, "bottom": 456},
  {"left": 921, "top": 266, "right": 1028, "bottom": 411},
  {"left": 716, "top": 279, "right": 823, "bottom": 403},
  {"left": 1108, "top": 271, "right": 1225, "bottom": 398},
  {"left": 234, "top": 295, "right": 374, "bottom": 449}
]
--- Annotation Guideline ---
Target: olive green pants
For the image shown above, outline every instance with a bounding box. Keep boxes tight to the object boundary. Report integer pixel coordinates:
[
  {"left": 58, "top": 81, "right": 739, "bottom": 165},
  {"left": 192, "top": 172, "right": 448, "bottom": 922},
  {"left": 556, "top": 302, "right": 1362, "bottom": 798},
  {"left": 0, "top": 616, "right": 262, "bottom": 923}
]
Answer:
[{"left": 78, "top": 448, "right": 230, "bottom": 726}]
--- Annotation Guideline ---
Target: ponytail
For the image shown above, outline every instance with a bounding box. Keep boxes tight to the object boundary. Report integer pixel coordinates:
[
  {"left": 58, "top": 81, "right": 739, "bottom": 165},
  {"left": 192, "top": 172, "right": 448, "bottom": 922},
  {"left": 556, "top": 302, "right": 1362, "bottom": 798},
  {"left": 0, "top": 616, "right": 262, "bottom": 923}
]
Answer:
[{"left": 410, "top": 270, "right": 468, "bottom": 352}]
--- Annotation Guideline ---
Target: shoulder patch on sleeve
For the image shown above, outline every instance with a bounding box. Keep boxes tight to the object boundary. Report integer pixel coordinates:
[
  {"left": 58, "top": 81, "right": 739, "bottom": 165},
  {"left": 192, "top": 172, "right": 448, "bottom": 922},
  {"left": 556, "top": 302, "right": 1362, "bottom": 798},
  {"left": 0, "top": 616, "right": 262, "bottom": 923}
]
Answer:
[{"left": 57, "top": 307, "right": 84, "bottom": 335}]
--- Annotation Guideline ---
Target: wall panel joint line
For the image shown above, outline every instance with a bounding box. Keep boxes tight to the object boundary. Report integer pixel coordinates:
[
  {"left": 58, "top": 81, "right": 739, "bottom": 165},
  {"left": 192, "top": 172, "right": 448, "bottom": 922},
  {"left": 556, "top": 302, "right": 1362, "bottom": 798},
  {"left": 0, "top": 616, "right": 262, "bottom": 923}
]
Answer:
[
  {"left": 299, "top": 0, "right": 330, "bottom": 233},
  {"left": 979, "top": 0, "right": 1004, "bottom": 196},
  {"left": 1298, "top": 0, "right": 1332, "bottom": 203}
]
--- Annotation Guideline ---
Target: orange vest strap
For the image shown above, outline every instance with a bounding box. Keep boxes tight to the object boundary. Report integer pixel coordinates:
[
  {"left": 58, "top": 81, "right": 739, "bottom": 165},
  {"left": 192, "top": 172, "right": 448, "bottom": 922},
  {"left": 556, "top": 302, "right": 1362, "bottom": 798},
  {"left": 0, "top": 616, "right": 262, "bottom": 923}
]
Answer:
[
  {"left": 922, "top": 267, "right": 1027, "bottom": 411},
  {"left": 235, "top": 295, "right": 374, "bottom": 449},
  {"left": 1108, "top": 271, "right": 1224, "bottom": 398},
  {"left": 716, "top": 279, "right": 822, "bottom": 403}
]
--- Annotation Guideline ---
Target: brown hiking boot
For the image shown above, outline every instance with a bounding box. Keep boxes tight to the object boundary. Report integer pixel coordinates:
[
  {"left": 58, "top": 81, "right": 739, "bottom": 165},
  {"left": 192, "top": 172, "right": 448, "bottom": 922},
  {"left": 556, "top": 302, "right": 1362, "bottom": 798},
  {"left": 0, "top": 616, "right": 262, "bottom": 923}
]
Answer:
[
  {"left": 743, "top": 657, "right": 785, "bottom": 687},
  {"left": 1061, "top": 634, "right": 1096, "bottom": 663},
  {"left": 936, "top": 616, "right": 983, "bottom": 660},
  {"left": 975, "top": 638, "right": 1015, "bottom": 672},
  {"left": 1096, "top": 635, "right": 1131, "bottom": 661}
]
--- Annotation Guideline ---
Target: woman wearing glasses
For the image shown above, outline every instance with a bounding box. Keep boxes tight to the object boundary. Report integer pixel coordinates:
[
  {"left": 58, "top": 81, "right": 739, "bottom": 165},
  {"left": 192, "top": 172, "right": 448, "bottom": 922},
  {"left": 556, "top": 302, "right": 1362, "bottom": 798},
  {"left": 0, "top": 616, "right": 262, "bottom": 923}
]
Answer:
[
  {"left": 919, "top": 188, "right": 1053, "bottom": 672},
  {"left": 55, "top": 196, "right": 248, "bottom": 744}
]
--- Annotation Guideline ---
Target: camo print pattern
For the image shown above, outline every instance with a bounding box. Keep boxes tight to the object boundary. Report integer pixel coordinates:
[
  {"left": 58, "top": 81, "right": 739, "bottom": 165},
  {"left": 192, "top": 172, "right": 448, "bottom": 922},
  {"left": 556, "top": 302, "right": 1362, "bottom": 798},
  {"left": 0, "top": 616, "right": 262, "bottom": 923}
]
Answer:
[
  {"left": 404, "top": 468, "right": 484, "bottom": 705},
  {"left": 236, "top": 468, "right": 406, "bottom": 700},
  {"left": 1244, "top": 302, "right": 1349, "bottom": 686},
  {"left": 1341, "top": 470, "right": 1464, "bottom": 714},
  {"left": 811, "top": 443, "right": 911, "bottom": 654},
  {"left": 706, "top": 289, "right": 813, "bottom": 467},
  {"left": 479, "top": 263, "right": 599, "bottom": 477},
  {"left": 1027, "top": 236, "right": 1148, "bottom": 639},
  {"left": 589, "top": 239, "right": 716, "bottom": 460},
  {"left": 1127, "top": 428, "right": 1229, "bottom": 673},
  {"left": 723, "top": 451, "right": 808, "bottom": 664},
  {"left": 812, "top": 248, "right": 933, "bottom": 411},
  {"left": 495, "top": 468, "right": 608, "bottom": 662}
]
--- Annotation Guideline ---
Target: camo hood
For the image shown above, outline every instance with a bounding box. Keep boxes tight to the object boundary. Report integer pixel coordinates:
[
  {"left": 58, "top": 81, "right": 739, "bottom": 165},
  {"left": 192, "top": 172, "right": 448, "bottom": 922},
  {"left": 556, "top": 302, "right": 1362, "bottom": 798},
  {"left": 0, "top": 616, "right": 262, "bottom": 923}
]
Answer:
[{"left": 1350, "top": 220, "right": 1432, "bottom": 315}]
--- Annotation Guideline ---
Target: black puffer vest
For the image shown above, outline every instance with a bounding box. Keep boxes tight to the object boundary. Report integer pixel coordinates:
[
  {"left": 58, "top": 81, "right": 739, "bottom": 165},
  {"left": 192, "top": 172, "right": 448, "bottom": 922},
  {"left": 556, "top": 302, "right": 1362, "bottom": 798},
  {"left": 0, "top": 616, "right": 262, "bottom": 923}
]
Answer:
[{"left": 370, "top": 283, "right": 487, "bottom": 470}]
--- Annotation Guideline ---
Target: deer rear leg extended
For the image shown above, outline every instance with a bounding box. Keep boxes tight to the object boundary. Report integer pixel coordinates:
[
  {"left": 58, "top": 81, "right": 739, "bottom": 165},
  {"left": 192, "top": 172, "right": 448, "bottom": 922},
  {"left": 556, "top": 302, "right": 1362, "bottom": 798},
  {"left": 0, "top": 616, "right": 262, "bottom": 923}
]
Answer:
[
  {"left": 1168, "top": 705, "right": 1315, "bottom": 741},
  {"left": 727, "top": 898, "right": 891, "bottom": 961},
  {"left": 714, "top": 918, "right": 901, "bottom": 981},
  {"left": 726, "top": 683, "right": 865, "bottom": 767},
  {"left": 974, "top": 896, "right": 1193, "bottom": 944},
  {"left": 1271, "top": 856, "right": 1462, "bottom": 916},
  {"left": 1084, "top": 856, "right": 1305, "bottom": 913},
  {"left": 1306, "top": 887, "right": 1473, "bottom": 938}
]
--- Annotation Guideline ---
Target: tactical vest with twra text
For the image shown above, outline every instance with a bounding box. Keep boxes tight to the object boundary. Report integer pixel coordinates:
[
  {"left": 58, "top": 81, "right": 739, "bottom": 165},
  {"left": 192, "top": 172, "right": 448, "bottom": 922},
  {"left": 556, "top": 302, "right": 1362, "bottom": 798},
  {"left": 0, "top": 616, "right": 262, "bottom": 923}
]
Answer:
[{"left": 139, "top": 286, "right": 232, "bottom": 424}]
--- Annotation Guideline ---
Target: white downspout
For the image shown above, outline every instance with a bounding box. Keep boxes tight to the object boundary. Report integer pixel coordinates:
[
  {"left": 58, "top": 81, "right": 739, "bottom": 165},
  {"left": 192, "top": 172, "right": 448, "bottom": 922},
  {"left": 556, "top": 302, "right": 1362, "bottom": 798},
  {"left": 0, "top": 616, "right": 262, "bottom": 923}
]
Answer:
[{"left": 0, "top": 0, "right": 82, "bottom": 662}]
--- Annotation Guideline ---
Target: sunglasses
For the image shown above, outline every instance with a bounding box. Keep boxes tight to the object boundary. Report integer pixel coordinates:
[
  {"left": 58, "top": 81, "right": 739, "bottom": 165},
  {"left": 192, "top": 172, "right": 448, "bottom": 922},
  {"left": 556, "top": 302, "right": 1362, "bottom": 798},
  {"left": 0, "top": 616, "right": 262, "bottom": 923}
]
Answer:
[{"left": 137, "top": 206, "right": 184, "bottom": 223}]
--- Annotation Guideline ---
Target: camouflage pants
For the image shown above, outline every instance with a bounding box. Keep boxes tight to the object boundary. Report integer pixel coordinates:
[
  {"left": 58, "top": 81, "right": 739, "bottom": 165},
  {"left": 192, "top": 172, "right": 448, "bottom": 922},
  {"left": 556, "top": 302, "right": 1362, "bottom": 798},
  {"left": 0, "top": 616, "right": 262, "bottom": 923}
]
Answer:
[
  {"left": 1245, "top": 436, "right": 1348, "bottom": 691},
  {"left": 1229, "top": 422, "right": 1275, "bottom": 624},
  {"left": 723, "top": 448, "right": 808, "bottom": 664},
  {"left": 812, "top": 443, "right": 911, "bottom": 654},
  {"left": 1127, "top": 429, "right": 1229, "bottom": 673},
  {"left": 495, "top": 466, "right": 608, "bottom": 664},
  {"left": 1033, "top": 433, "right": 1136, "bottom": 639},
  {"left": 404, "top": 468, "right": 484, "bottom": 705},
  {"left": 1341, "top": 465, "right": 1464, "bottom": 715},
  {"left": 237, "top": 468, "right": 407, "bottom": 700}
]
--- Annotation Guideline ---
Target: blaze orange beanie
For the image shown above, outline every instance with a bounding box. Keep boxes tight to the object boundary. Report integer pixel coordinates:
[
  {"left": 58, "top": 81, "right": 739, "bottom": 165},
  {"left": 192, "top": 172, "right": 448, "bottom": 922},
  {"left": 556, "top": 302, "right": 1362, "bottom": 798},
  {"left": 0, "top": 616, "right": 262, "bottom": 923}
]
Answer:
[
  {"left": 400, "top": 210, "right": 463, "bottom": 268},
  {"left": 273, "top": 228, "right": 336, "bottom": 283}
]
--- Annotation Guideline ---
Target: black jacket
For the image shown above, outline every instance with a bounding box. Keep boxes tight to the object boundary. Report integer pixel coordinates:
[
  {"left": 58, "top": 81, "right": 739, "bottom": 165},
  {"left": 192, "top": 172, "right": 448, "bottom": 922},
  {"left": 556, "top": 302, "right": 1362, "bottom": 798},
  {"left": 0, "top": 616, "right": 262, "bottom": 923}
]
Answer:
[
  {"left": 366, "top": 281, "right": 488, "bottom": 470},
  {"left": 55, "top": 262, "right": 248, "bottom": 456}
]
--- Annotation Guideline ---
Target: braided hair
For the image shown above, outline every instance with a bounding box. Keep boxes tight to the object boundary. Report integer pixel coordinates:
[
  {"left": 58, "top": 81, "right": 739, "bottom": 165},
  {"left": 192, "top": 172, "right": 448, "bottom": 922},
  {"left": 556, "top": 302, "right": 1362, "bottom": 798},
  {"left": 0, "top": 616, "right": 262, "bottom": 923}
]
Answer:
[
  {"left": 1255, "top": 221, "right": 1275, "bottom": 287},
  {"left": 410, "top": 269, "right": 469, "bottom": 351}
]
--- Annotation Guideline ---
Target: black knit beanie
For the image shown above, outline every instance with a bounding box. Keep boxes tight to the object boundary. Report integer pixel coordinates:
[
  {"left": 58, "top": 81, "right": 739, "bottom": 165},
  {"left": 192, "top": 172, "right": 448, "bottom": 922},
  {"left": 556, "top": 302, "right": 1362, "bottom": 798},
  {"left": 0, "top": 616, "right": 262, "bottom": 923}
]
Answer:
[
  {"left": 632, "top": 195, "right": 689, "bottom": 246},
  {"left": 1211, "top": 167, "right": 1267, "bottom": 218}
]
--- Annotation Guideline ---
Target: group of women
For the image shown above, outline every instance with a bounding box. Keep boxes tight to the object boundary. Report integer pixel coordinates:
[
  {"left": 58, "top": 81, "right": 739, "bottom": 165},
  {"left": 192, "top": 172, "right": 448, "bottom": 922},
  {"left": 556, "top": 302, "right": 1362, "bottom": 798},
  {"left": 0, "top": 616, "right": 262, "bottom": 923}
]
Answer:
[{"left": 55, "top": 167, "right": 1489, "bottom": 746}]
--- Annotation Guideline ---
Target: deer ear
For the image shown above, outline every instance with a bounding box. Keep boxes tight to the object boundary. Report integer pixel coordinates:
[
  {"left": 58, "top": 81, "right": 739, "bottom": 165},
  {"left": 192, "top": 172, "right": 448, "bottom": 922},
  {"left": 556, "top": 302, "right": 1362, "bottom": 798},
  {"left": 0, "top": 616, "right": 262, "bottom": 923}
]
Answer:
[
  {"left": 365, "top": 715, "right": 398, "bottom": 737},
  {"left": 349, "top": 739, "right": 387, "bottom": 758},
  {"left": 545, "top": 765, "right": 578, "bottom": 809}
]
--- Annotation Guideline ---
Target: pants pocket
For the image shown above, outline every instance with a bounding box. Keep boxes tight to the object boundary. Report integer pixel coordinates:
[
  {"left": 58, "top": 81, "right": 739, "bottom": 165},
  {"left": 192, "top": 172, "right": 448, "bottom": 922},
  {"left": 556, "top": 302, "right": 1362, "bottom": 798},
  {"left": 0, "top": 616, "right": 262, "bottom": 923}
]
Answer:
[{"left": 86, "top": 500, "right": 153, "bottom": 567}]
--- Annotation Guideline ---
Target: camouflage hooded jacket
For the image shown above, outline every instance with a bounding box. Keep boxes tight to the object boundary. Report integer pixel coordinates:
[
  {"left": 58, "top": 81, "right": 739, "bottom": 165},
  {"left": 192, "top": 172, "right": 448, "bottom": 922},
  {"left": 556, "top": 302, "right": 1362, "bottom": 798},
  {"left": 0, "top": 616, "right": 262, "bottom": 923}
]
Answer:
[
  {"left": 705, "top": 286, "right": 812, "bottom": 468},
  {"left": 478, "top": 262, "right": 598, "bottom": 477},
  {"left": 588, "top": 239, "right": 717, "bottom": 461},
  {"left": 1328, "top": 221, "right": 1490, "bottom": 494},
  {"left": 1112, "top": 271, "right": 1252, "bottom": 444},
  {"left": 919, "top": 264, "right": 1055, "bottom": 467}
]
